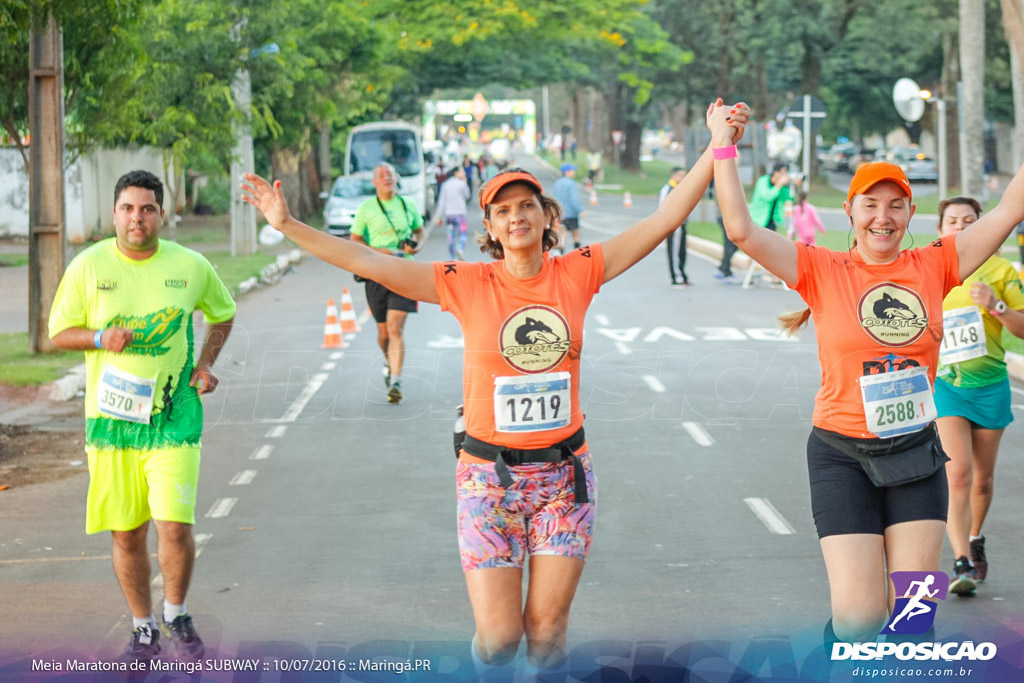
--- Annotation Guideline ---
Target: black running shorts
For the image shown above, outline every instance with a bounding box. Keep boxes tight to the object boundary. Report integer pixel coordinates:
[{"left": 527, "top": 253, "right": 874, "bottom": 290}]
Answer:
[
  {"left": 365, "top": 280, "right": 417, "bottom": 324},
  {"left": 806, "top": 430, "right": 947, "bottom": 538}
]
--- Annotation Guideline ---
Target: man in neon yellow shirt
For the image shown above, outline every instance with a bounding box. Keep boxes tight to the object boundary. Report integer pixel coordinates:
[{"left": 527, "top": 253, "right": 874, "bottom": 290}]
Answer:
[
  {"left": 48, "top": 170, "right": 235, "bottom": 662},
  {"left": 351, "top": 162, "right": 424, "bottom": 404}
]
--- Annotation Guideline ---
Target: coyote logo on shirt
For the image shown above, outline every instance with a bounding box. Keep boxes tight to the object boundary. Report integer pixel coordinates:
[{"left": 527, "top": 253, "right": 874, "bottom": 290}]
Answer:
[
  {"left": 499, "top": 305, "right": 572, "bottom": 373},
  {"left": 858, "top": 284, "right": 928, "bottom": 346}
]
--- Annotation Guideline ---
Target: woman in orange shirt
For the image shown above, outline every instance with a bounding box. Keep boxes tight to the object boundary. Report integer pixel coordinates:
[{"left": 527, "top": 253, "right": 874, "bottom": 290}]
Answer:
[
  {"left": 712, "top": 112, "right": 1024, "bottom": 643},
  {"left": 240, "top": 100, "right": 746, "bottom": 674}
]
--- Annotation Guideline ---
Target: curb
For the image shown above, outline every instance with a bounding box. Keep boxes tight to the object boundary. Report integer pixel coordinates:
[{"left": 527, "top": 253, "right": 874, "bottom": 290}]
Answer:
[
  {"left": 237, "top": 248, "right": 303, "bottom": 295},
  {"left": 44, "top": 248, "right": 304, "bottom": 403},
  {"left": 685, "top": 233, "right": 753, "bottom": 272}
]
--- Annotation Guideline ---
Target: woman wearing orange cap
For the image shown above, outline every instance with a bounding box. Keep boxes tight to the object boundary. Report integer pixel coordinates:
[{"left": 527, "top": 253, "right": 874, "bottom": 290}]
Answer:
[
  {"left": 241, "top": 100, "right": 747, "bottom": 674},
  {"left": 711, "top": 110, "right": 1024, "bottom": 643}
]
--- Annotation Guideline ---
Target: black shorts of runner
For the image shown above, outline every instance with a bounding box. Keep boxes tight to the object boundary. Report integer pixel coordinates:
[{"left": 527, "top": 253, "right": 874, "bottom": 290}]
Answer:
[
  {"left": 806, "top": 430, "right": 947, "bottom": 538},
  {"left": 365, "top": 279, "right": 417, "bottom": 324},
  {"left": 562, "top": 217, "right": 579, "bottom": 231}
]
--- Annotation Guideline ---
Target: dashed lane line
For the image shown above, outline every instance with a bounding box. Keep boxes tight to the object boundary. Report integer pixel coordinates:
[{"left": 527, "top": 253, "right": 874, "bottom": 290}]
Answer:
[
  {"left": 205, "top": 498, "right": 238, "bottom": 519},
  {"left": 744, "top": 497, "right": 797, "bottom": 535},
  {"left": 229, "top": 470, "right": 258, "bottom": 486},
  {"left": 250, "top": 444, "right": 273, "bottom": 460},
  {"left": 682, "top": 421, "right": 714, "bottom": 447},
  {"left": 642, "top": 375, "right": 667, "bottom": 393}
]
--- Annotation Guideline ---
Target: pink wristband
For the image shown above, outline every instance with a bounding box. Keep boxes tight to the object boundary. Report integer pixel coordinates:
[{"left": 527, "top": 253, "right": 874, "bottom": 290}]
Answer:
[{"left": 713, "top": 145, "right": 738, "bottom": 160}]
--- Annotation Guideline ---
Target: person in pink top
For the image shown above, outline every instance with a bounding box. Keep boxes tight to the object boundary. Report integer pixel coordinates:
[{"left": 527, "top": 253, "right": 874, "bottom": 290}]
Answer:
[{"left": 788, "top": 191, "right": 826, "bottom": 245}]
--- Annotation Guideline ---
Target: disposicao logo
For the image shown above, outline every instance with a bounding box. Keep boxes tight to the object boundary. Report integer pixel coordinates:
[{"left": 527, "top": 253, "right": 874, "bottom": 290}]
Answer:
[
  {"left": 883, "top": 570, "right": 947, "bottom": 635},
  {"left": 830, "top": 570, "right": 997, "bottom": 663}
]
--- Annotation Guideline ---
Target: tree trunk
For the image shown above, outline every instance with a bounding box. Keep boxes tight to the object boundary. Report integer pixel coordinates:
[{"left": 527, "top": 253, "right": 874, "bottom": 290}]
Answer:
[
  {"left": 716, "top": 5, "right": 733, "bottom": 96},
  {"left": 942, "top": 32, "right": 962, "bottom": 188},
  {"left": 959, "top": 0, "right": 985, "bottom": 196},
  {"left": 270, "top": 146, "right": 303, "bottom": 219},
  {"left": 1002, "top": 0, "right": 1024, "bottom": 169},
  {"left": 621, "top": 120, "right": 642, "bottom": 172}
]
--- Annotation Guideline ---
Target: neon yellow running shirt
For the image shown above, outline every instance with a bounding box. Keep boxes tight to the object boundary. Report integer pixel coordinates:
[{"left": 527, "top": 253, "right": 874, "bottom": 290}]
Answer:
[
  {"left": 937, "top": 255, "right": 1024, "bottom": 388},
  {"left": 49, "top": 238, "right": 236, "bottom": 450}
]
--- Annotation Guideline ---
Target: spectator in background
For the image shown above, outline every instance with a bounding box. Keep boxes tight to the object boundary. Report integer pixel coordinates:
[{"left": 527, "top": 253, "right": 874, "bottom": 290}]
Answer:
[
  {"left": 436, "top": 166, "right": 471, "bottom": 260},
  {"left": 788, "top": 191, "right": 826, "bottom": 246},
  {"left": 750, "top": 162, "right": 795, "bottom": 232},
  {"left": 553, "top": 163, "right": 585, "bottom": 250},
  {"left": 586, "top": 150, "right": 603, "bottom": 186},
  {"left": 659, "top": 167, "right": 689, "bottom": 286}
]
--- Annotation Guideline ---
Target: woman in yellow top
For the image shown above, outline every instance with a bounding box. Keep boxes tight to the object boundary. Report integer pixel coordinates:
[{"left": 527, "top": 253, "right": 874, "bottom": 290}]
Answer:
[{"left": 934, "top": 197, "right": 1024, "bottom": 596}]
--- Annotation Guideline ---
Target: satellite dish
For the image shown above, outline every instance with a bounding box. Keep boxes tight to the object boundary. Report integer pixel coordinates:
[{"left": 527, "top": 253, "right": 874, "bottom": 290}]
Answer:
[{"left": 893, "top": 78, "right": 925, "bottom": 122}]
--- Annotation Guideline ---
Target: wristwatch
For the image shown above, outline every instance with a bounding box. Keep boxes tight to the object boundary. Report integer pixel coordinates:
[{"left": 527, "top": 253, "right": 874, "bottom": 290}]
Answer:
[{"left": 992, "top": 300, "right": 1008, "bottom": 316}]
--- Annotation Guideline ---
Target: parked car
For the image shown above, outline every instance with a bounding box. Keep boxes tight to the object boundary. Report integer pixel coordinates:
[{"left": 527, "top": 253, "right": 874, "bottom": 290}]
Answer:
[
  {"left": 884, "top": 145, "right": 939, "bottom": 182},
  {"left": 321, "top": 174, "right": 376, "bottom": 238},
  {"left": 824, "top": 142, "right": 859, "bottom": 172}
]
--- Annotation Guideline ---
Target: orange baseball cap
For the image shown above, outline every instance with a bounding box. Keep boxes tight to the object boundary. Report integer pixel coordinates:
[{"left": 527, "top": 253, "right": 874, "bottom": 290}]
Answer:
[
  {"left": 479, "top": 171, "right": 544, "bottom": 209},
  {"left": 847, "top": 162, "right": 912, "bottom": 202}
]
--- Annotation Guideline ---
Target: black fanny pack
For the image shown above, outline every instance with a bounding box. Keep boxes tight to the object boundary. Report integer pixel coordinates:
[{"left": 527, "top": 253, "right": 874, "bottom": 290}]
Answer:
[
  {"left": 812, "top": 423, "right": 948, "bottom": 488},
  {"left": 461, "top": 428, "right": 589, "bottom": 504}
]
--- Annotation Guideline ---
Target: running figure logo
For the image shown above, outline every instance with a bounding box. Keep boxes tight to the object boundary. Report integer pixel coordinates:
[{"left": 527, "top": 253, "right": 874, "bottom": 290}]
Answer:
[{"left": 882, "top": 571, "right": 948, "bottom": 635}]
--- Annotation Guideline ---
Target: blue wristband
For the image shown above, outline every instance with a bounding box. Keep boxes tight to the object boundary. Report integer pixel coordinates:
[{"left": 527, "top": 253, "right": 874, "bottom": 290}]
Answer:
[{"left": 93, "top": 329, "right": 103, "bottom": 349}]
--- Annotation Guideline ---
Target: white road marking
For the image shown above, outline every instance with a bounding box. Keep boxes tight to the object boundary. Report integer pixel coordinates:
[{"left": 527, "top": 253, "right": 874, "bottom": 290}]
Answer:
[
  {"left": 1013, "top": 404, "right": 1024, "bottom": 411},
  {"left": 358, "top": 307, "right": 372, "bottom": 325},
  {"left": 281, "top": 374, "right": 329, "bottom": 422},
  {"left": 595, "top": 314, "right": 610, "bottom": 326},
  {"left": 744, "top": 497, "right": 797, "bottom": 535},
  {"left": 205, "top": 498, "right": 238, "bottom": 518},
  {"left": 229, "top": 470, "right": 258, "bottom": 486},
  {"left": 644, "top": 327, "right": 696, "bottom": 342},
  {"left": 266, "top": 425, "right": 287, "bottom": 438},
  {"left": 250, "top": 444, "right": 274, "bottom": 460},
  {"left": 682, "top": 421, "right": 714, "bottom": 447},
  {"left": 330, "top": 351, "right": 343, "bottom": 359},
  {"left": 321, "top": 362, "right": 337, "bottom": 371},
  {"left": 1012, "top": 386, "right": 1024, "bottom": 397},
  {"left": 614, "top": 342, "right": 632, "bottom": 355},
  {"left": 642, "top": 375, "right": 667, "bottom": 393}
]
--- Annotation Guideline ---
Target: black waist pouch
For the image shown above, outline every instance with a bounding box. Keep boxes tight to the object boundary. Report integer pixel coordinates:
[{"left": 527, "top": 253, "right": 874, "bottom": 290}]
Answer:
[{"left": 812, "top": 423, "right": 949, "bottom": 488}]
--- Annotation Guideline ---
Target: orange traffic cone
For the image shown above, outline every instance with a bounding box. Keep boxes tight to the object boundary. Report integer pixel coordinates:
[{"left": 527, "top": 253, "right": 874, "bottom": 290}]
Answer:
[
  {"left": 589, "top": 188, "right": 598, "bottom": 206},
  {"left": 322, "top": 298, "right": 344, "bottom": 348},
  {"left": 623, "top": 191, "right": 633, "bottom": 208},
  {"left": 339, "top": 287, "right": 361, "bottom": 334}
]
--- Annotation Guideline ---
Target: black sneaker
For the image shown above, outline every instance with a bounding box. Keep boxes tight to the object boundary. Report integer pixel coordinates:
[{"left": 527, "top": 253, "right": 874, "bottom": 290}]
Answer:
[
  {"left": 970, "top": 536, "right": 988, "bottom": 582},
  {"left": 122, "top": 624, "right": 161, "bottom": 663},
  {"left": 382, "top": 362, "right": 391, "bottom": 389},
  {"left": 387, "top": 381, "right": 402, "bottom": 404},
  {"left": 161, "top": 614, "right": 205, "bottom": 661},
  {"left": 949, "top": 556, "right": 976, "bottom": 596}
]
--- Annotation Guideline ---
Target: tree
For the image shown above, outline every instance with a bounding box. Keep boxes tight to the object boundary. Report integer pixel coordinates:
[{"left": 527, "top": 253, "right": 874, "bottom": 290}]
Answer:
[
  {"left": 0, "top": 0, "right": 145, "bottom": 170},
  {"left": 960, "top": 0, "right": 986, "bottom": 195}
]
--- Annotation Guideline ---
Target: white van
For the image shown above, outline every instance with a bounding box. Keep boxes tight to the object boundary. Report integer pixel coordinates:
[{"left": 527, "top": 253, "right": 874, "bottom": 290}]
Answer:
[{"left": 345, "top": 121, "right": 433, "bottom": 219}]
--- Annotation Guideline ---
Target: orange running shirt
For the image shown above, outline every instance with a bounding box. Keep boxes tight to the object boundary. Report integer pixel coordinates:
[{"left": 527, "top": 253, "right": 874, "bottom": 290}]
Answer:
[
  {"left": 794, "top": 235, "right": 960, "bottom": 438},
  {"left": 433, "top": 244, "right": 604, "bottom": 450}
]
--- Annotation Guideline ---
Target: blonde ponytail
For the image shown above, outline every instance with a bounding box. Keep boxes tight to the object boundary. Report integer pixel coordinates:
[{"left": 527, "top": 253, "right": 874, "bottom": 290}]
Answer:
[{"left": 778, "top": 308, "right": 812, "bottom": 337}]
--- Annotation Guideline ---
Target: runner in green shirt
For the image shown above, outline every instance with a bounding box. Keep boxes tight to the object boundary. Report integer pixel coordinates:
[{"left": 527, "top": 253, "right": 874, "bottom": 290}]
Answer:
[
  {"left": 351, "top": 162, "right": 424, "bottom": 404},
  {"left": 48, "top": 170, "right": 235, "bottom": 663}
]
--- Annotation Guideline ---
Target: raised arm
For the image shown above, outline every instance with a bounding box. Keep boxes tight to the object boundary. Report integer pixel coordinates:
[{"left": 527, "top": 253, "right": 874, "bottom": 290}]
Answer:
[
  {"left": 601, "top": 100, "right": 746, "bottom": 282},
  {"left": 241, "top": 174, "right": 439, "bottom": 304},
  {"left": 712, "top": 111, "right": 798, "bottom": 286},
  {"left": 955, "top": 163, "right": 1024, "bottom": 280}
]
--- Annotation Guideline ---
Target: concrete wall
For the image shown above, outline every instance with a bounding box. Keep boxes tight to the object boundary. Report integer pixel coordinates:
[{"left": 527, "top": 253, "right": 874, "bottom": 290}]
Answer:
[{"left": 0, "top": 146, "right": 165, "bottom": 243}]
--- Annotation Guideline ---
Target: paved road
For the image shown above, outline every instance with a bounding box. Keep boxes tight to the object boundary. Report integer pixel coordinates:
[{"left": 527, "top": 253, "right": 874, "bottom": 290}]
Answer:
[{"left": 3, "top": 156, "right": 1024, "bottom": 681}]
